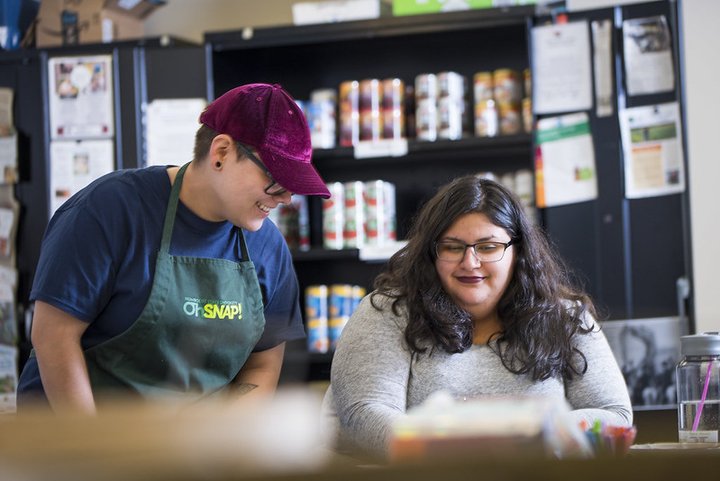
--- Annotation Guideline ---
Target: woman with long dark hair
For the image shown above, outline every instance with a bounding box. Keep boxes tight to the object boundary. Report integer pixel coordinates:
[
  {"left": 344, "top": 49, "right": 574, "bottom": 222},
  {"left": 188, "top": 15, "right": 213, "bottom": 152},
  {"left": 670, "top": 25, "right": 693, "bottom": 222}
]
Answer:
[{"left": 324, "top": 175, "right": 631, "bottom": 458}]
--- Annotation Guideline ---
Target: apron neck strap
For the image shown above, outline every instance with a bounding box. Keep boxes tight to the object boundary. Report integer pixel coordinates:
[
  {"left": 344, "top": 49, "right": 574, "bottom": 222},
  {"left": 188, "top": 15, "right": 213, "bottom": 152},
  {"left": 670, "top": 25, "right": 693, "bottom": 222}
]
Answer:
[
  {"left": 160, "top": 163, "right": 252, "bottom": 261},
  {"left": 160, "top": 163, "right": 189, "bottom": 253}
]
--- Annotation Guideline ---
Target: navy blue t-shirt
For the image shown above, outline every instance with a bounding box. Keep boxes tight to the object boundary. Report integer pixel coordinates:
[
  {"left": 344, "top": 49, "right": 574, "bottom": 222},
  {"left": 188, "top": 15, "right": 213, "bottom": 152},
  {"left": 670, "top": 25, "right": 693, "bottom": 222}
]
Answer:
[{"left": 18, "top": 166, "right": 304, "bottom": 399}]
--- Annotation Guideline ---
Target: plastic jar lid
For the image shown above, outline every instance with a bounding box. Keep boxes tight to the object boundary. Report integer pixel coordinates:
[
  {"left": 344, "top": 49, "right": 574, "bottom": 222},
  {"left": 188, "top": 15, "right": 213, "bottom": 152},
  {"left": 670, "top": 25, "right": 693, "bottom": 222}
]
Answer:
[{"left": 681, "top": 332, "right": 720, "bottom": 356}]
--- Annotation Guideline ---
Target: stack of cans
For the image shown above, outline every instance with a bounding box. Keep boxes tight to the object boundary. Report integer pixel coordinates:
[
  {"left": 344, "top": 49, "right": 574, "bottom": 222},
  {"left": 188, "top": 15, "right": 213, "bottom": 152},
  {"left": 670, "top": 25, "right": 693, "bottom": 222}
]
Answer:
[
  {"left": 306, "top": 284, "right": 367, "bottom": 352},
  {"left": 339, "top": 80, "right": 360, "bottom": 147},
  {"left": 382, "top": 78, "right": 406, "bottom": 140},
  {"left": 415, "top": 71, "right": 466, "bottom": 141},
  {"left": 323, "top": 180, "right": 397, "bottom": 250},
  {"left": 305, "top": 284, "right": 329, "bottom": 354},
  {"left": 364, "top": 180, "right": 397, "bottom": 246},
  {"left": 323, "top": 182, "right": 345, "bottom": 250},
  {"left": 307, "top": 88, "right": 337, "bottom": 149}
]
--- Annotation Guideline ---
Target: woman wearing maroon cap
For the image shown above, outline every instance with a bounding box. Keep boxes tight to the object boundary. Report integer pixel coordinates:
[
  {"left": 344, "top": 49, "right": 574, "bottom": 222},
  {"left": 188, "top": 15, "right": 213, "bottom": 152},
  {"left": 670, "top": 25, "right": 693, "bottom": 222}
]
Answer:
[{"left": 18, "top": 84, "right": 329, "bottom": 413}]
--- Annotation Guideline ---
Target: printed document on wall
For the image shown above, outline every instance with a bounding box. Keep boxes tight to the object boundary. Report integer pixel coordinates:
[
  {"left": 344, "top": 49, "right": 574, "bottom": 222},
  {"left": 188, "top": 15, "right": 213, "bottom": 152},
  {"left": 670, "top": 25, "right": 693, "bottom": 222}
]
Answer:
[
  {"left": 146, "top": 98, "right": 206, "bottom": 167},
  {"left": 619, "top": 102, "right": 685, "bottom": 199},
  {"left": 622, "top": 15, "right": 675, "bottom": 96},
  {"left": 48, "top": 55, "right": 114, "bottom": 139},
  {"left": 535, "top": 112, "right": 597, "bottom": 208},
  {"left": 50, "top": 139, "right": 115, "bottom": 216},
  {"left": 531, "top": 21, "right": 593, "bottom": 114}
]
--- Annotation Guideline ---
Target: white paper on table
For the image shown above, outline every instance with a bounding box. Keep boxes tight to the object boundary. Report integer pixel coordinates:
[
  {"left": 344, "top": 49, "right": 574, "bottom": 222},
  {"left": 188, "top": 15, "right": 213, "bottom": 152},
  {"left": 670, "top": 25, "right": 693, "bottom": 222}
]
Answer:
[
  {"left": 622, "top": 15, "right": 675, "bottom": 96},
  {"left": 535, "top": 112, "right": 597, "bottom": 208},
  {"left": 48, "top": 55, "right": 114, "bottom": 139},
  {"left": 619, "top": 102, "right": 685, "bottom": 199},
  {"left": 532, "top": 20, "right": 593, "bottom": 114},
  {"left": 49, "top": 139, "right": 115, "bottom": 216},
  {"left": 145, "top": 98, "right": 206, "bottom": 167}
]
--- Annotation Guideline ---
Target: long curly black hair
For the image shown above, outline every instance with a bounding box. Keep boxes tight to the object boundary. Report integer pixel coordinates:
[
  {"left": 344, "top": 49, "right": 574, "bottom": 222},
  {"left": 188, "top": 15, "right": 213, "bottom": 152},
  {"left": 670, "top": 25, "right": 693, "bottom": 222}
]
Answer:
[{"left": 371, "top": 175, "right": 596, "bottom": 381}]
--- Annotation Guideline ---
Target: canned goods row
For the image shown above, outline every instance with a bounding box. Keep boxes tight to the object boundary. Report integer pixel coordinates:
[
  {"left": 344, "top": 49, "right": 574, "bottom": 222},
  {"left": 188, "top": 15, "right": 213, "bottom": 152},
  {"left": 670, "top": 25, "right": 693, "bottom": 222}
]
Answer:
[
  {"left": 305, "top": 284, "right": 367, "bottom": 353},
  {"left": 415, "top": 71, "right": 467, "bottom": 142},
  {"left": 473, "top": 68, "right": 531, "bottom": 103},
  {"left": 323, "top": 180, "right": 397, "bottom": 250},
  {"left": 268, "top": 195, "right": 310, "bottom": 251},
  {"left": 340, "top": 78, "right": 409, "bottom": 146}
]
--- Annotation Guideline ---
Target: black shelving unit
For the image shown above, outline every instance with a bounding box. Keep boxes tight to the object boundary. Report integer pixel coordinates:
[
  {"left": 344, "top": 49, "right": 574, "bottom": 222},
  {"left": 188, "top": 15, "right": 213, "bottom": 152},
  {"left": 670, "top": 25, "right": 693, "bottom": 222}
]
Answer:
[
  {"left": 206, "top": 6, "right": 537, "bottom": 383},
  {"left": 2, "top": 37, "right": 207, "bottom": 371}
]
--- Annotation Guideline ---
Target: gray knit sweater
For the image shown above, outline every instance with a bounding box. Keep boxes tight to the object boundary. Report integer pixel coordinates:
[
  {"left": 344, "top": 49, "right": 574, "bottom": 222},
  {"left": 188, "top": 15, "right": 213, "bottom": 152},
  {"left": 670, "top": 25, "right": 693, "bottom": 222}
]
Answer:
[{"left": 323, "top": 294, "right": 633, "bottom": 458}]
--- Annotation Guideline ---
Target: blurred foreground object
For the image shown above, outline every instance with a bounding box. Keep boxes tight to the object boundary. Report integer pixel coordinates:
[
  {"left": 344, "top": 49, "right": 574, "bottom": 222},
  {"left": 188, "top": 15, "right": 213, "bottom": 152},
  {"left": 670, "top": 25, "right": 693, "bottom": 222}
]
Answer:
[
  {"left": 389, "top": 392, "right": 593, "bottom": 462},
  {"left": 0, "top": 388, "right": 329, "bottom": 481}
]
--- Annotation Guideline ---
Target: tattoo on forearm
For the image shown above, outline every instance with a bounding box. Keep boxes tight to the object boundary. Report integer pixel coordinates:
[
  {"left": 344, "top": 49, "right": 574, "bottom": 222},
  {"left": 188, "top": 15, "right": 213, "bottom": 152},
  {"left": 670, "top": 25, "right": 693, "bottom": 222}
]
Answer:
[{"left": 236, "top": 383, "right": 258, "bottom": 396}]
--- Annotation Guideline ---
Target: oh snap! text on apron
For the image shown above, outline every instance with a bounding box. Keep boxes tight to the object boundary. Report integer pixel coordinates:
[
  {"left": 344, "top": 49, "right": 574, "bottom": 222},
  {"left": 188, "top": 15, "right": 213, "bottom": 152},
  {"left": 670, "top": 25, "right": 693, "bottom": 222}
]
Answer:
[{"left": 183, "top": 297, "right": 244, "bottom": 320}]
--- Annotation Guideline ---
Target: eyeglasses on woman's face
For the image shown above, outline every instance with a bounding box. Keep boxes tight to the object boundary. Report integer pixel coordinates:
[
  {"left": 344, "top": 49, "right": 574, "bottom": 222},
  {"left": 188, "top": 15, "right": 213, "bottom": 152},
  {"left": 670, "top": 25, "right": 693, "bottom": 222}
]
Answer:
[
  {"left": 434, "top": 239, "right": 516, "bottom": 263},
  {"left": 237, "top": 143, "right": 290, "bottom": 197}
]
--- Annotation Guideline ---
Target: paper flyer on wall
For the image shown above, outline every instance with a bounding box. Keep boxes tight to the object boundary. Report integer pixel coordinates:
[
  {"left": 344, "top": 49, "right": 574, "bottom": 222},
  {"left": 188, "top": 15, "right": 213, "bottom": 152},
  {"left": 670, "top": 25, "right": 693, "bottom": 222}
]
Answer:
[
  {"left": 0, "top": 344, "right": 17, "bottom": 413},
  {"left": 0, "top": 87, "right": 17, "bottom": 184},
  {"left": 602, "top": 316, "right": 681, "bottom": 410},
  {"left": 619, "top": 102, "right": 685, "bottom": 199},
  {"left": 534, "top": 112, "right": 597, "bottom": 208},
  {"left": 531, "top": 20, "right": 593, "bottom": 114},
  {"left": 50, "top": 139, "right": 115, "bottom": 215},
  {"left": 622, "top": 15, "right": 675, "bottom": 96},
  {"left": 591, "top": 19, "right": 614, "bottom": 118},
  {"left": 0, "top": 185, "right": 18, "bottom": 268},
  {"left": 145, "top": 98, "right": 206, "bottom": 167},
  {"left": 48, "top": 55, "right": 114, "bottom": 139},
  {"left": 0, "top": 281, "right": 16, "bottom": 346}
]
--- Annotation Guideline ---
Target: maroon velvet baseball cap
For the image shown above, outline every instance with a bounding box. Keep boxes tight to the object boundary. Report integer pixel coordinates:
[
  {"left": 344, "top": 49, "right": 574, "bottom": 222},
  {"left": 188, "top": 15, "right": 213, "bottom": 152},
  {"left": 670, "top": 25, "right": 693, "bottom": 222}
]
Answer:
[{"left": 200, "top": 83, "right": 330, "bottom": 198}]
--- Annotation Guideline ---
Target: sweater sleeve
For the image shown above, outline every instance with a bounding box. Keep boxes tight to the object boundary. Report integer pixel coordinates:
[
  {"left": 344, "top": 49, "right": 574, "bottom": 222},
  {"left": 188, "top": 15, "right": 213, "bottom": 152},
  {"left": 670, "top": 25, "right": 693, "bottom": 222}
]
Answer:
[
  {"left": 328, "top": 295, "right": 411, "bottom": 458},
  {"left": 564, "top": 315, "right": 634, "bottom": 427}
]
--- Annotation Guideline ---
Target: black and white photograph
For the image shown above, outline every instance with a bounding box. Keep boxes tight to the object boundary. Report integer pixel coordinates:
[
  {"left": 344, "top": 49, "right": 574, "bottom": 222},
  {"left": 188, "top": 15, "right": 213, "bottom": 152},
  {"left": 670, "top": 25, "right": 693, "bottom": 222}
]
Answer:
[{"left": 602, "top": 317, "right": 682, "bottom": 409}]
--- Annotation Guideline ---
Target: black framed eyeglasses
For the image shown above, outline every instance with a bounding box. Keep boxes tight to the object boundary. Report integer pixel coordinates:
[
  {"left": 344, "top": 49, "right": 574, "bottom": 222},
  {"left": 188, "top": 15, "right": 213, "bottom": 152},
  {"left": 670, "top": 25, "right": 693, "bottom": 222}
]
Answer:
[
  {"left": 435, "top": 239, "right": 516, "bottom": 263},
  {"left": 236, "top": 143, "right": 290, "bottom": 196}
]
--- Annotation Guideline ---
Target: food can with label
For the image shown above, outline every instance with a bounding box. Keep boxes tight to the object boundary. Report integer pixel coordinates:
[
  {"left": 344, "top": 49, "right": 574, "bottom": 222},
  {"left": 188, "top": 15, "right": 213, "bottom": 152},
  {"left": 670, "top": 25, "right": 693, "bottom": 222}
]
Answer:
[
  {"left": 474, "top": 98, "right": 498, "bottom": 137},
  {"left": 339, "top": 80, "right": 360, "bottom": 146},
  {"left": 523, "top": 68, "right": 532, "bottom": 98},
  {"left": 473, "top": 71, "right": 494, "bottom": 103},
  {"left": 415, "top": 98, "right": 438, "bottom": 142},
  {"left": 364, "top": 180, "right": 397, "bottom": 245},
  {"left": 382, "top": 78, "right": 405, "bottom": 139},
  {"left": 414, "top": 73, "right": 437, "bottom": 101},
  {"left": 493, "top": 69, "right": 521, "bottom": 104},
  {"left": 437, "top": 71, "right": 464, "bottom": 100},
  {"left": 498, "top": 101, "right": 521, "bottom": 135},
  {"left": 359, "top": 78, "right": 382, "bottom": 141},
  {"left": 343, "top": 181, "right": 365, "bottom": 248},
  {"left": 522, "top": 97, "right": 533, "bottom": 133},
  {"left": 305, "top": 285, "right": 329, "bottom": 353},
  {"left": 329, "top": 284, "right": 353, "bottom": 350},
  {"left": 323, "top": 182, "right": 345, "bottom": 249},
  {"left": 308, "top": 88, "right": 337, "bottom": 149},
  {"left": 438, "top": 96, "right": 463, "bottom": 140}
]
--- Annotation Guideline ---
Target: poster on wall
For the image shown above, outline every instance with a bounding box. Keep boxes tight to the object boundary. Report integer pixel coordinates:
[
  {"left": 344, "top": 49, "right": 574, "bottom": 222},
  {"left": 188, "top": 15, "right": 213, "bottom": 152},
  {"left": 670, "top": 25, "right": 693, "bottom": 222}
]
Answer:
[
  {"left": 48, "top": 55, "right": 114, "bottom": 140},
  {"left": 534, "top": 112, "right": 597, "bottom": 207},
  {"left": 622, "top": 15, "right": 675, "bottom": 96},
  {"left": 531, "top": 20, "right": 593, "bottom": 114},
  {"left": 145, "top": 98, "right": 206, "bottom": 167},
  {"left": 619, "top": 102, "right": 685, "bottom": 199},
  {"left": 49, "top": 139, "right": 115, "bottom": 216}
]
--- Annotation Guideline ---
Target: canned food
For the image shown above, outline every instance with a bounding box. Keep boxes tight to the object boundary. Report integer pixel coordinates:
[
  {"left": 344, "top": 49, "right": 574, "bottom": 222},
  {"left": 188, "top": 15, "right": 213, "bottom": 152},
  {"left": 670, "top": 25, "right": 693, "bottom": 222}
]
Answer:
[
  {"left": 305, "top": 285, "right": 329, "bottom": 354},
  {"left": 522, "top": 97, "right": 533, "bottom": 133},
  {"left": 343, "top": 181, "right": 365, "bottom": 248},
  {"left": 415, "top": 73, "right": 438, "bottom": 100},
  {"left": 437, "top": 71, "right": 464, "bottom": 99},
  {"left": 473, "top": 71, "right": 494, "bottom": 102},
  {"left": 329, "top": 284, "right": 353, "bottom": 350},
  {"left": 360, "top": 79, "right": 382, "bottom": 141},
  {"left": 339, "top": 80, "right": 360, "bottom": 146},
  {"left": 323, "top": 182, "right": 344, "bottom": 250},
  {"left": 493, "top": 69, "right": 521, "bottom": 104},
  {"left": 474, "top": 98, "right": 498, "bottom": 137},
  {"left": 498, "top": 101, "right": 521, "bottom": 135},
  {"left": 523, "top": 68, "right": 532, "bottom": 98},
  {"left": 382, "top": 78, "right": 406, "bottom": 139},
  {"left": 416, "top": 98, "right": 438, "bottom": 142},
  {"left": 438, "top": 96, "right": 464, "bottom": 140}
]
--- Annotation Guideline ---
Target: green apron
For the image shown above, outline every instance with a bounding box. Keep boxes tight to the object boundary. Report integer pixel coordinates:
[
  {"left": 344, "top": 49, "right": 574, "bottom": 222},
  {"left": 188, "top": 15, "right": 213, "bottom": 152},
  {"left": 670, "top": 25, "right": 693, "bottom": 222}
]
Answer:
[{"left": 84, "top": 162, "right": 266, "bottom": 402}]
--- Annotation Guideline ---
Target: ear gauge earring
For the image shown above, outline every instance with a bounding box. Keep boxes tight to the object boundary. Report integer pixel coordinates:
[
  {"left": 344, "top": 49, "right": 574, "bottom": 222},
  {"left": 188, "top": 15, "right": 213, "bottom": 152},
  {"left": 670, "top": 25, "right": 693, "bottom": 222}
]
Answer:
[{"left": 215, "top": 161, "right": 222, "bottom": 168}]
